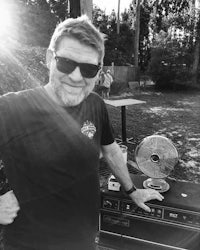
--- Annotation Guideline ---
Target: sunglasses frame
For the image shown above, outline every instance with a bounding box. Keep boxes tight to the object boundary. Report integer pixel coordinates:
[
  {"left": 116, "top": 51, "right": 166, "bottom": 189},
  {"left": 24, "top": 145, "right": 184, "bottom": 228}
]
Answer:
[{"left": 53, "top": 52, "right": 101, "bottom": 79}]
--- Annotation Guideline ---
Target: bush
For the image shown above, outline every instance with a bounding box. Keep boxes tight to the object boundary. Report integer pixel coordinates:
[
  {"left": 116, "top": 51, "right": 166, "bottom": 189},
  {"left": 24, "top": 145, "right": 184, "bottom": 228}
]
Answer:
[
  {"left": 148, "top": 46, "right": 193, "bottom": 90},
  {"left": 147, "top": 33, "right": 194, "bottom": 90}
]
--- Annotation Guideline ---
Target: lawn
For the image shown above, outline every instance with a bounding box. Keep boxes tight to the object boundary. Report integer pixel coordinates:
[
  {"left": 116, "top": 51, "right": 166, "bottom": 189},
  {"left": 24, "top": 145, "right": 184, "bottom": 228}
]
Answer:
[{"left": 104, "top": 88, "right": 200, "bottom": 184}]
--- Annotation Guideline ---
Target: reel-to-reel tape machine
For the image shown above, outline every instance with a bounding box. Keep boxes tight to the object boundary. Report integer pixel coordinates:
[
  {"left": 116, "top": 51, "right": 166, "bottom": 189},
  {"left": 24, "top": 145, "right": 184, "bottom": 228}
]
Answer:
[
  {"left": 135, "top": 135, "right": 179, "bottom": 193},
  {"left": 98, "top": 135, "right": 200, "bottom": 250}
]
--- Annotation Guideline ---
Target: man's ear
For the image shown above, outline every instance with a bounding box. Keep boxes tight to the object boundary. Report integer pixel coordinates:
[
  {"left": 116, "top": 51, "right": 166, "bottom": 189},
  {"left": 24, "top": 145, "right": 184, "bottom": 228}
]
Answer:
[{"left": 46, "top": 49, "right": 53, "bottom": 69}]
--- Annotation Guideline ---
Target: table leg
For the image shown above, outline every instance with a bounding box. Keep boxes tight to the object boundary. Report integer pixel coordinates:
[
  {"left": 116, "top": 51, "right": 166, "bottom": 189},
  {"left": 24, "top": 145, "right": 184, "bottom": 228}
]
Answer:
[
  {"left": 121, "top": 106, "right": 126, "bottom": 144},
  {"left": 121, "top": 106, "right": 135, "bottom": 145}
]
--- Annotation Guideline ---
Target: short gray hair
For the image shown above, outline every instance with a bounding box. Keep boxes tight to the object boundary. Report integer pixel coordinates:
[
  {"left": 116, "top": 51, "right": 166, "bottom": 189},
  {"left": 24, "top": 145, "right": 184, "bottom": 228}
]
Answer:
[{"left": 48, "top": 15, "right": 106, "bottom": 65}]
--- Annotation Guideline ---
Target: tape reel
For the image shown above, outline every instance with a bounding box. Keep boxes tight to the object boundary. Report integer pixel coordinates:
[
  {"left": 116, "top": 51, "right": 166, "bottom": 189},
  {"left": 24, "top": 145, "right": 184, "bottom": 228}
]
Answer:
[{"left": 135, "top": 135, "right": 178, "bottom": 192}]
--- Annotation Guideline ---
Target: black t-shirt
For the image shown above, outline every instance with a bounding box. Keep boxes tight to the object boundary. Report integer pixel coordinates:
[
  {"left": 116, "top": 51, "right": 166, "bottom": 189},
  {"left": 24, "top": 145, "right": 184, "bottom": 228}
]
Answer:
[{"left": 0, "top": 87, "right": 114, "bottom": 250}]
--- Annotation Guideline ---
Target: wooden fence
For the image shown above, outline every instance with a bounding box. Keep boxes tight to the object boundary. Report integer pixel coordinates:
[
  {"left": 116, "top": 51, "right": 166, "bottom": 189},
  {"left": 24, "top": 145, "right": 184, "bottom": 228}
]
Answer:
[{"left": 103, "top": 66, "right": 136, "bottom": 83}]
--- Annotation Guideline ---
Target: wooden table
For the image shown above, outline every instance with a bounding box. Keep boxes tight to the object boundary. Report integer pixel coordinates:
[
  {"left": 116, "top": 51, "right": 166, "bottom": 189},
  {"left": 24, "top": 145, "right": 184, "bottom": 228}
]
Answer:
[{"left": 104, "top": 98, "right": 146, "bottom": 144}]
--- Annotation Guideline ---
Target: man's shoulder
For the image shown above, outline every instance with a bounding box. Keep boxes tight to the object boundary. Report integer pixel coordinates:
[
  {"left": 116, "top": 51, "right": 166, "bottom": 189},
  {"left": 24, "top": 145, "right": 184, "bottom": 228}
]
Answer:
[
  {"left": 89, "top": 91, "right": 103, "bottom": 101},
  {"left": 86, "top": 92, "right": 105, "bottom": 107},
  {"left": 0, "top": 90, "right": 25, "bottom": 107},
  {"left": 0, "top": 87, "right": 42, "bottom": 113}
]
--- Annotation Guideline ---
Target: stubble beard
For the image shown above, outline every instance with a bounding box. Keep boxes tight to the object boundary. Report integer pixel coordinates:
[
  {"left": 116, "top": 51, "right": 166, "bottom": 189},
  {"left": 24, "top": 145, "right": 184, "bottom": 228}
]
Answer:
[{"left": 54, "top": 82, "right": 94, "bottom": 107}]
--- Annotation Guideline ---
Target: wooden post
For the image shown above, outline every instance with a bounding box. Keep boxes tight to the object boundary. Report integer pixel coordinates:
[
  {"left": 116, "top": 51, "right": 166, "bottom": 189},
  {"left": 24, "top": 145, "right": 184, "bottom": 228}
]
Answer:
[
  {"left": 80, "top": 0, "right": 93, "bottom": 20},
  {"left": 117, "top": 0, "right": 121, "bottom": 34},
  {"left": 70, "top": 0, "right": 81, "bottom": 18},
  {"left": 134, "top": 0, "right": 141, "bottom": 81}
]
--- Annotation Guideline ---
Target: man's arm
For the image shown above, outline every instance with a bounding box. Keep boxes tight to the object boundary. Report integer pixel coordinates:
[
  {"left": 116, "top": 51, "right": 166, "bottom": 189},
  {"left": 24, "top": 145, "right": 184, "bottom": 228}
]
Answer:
[{"left": 101, "top": 141, "right": 164, "bottom": 212}]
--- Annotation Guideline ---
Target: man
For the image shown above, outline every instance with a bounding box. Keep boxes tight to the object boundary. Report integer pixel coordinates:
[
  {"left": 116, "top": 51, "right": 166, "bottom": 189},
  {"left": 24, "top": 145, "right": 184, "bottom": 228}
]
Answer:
[
  {"left": 102, "top": 69, "right": 113, "bottom": 99},
  {"left": 0, "top": 15, "right": 163, "bottom": 250}
]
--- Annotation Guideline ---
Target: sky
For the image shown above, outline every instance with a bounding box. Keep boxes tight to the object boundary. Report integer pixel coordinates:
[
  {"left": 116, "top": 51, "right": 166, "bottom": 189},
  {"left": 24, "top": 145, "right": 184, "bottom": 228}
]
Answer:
[{"left": 93, "top": 0, "right": 132, "bottom": 14}]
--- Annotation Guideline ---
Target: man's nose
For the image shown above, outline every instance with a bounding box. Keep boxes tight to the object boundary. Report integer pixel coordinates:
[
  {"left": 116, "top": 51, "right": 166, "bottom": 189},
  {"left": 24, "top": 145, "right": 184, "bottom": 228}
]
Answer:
[{"left": 68, "top": 66, "right": 83, "bottom": 81}]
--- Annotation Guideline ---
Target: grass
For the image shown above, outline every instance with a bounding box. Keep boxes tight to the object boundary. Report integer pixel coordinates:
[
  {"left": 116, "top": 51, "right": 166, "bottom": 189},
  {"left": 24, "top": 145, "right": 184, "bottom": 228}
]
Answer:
[{"left": 104, "top": 88, "right": 200, "bottom": 184}]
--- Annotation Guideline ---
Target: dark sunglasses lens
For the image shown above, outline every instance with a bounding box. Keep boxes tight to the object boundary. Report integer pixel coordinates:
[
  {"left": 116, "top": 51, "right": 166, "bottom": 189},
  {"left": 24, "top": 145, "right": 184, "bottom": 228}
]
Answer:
[
  {"left": 56, "top": 57, "right": 76, "bottom": 74},
  {"left": 80, "top": 64, "right": 99, "bottom": 78},
  {"left": 55, "top": 56, "right": 99, "bottom": 78}
]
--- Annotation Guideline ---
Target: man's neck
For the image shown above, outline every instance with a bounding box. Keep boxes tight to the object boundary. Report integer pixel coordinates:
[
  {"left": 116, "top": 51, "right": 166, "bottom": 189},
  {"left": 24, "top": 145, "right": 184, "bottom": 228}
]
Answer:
[{"left": 44, "top": 83, "right": 63, "bottom": 106}]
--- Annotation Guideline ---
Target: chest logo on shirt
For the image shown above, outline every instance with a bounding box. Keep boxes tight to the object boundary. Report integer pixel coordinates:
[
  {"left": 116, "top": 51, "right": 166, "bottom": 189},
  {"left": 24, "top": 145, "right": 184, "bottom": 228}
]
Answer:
[{"left": 81, "top": 120, "right": 96, "bottom": 139}]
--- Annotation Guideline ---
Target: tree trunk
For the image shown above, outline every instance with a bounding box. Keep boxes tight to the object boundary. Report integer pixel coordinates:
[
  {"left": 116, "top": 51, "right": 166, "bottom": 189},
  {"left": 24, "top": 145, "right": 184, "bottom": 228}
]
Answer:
[
  {"left": 117, "top": 0, "right": 120, "bottom": 34},
  {"left": 191, "top": 38, "right": 200, "bottom": 85},
  {"left": 134, "top": 0, "right": 141, "bottom": 81},
  {"left": 190, "top": 0, "right": 200, "bottom": 85},
  {"left": 70, "top": 0, "right": 80, "bottom": 18}
]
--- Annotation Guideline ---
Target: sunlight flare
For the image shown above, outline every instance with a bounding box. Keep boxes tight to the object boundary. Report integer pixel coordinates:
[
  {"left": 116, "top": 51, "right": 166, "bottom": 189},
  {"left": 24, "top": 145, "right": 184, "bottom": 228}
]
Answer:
[{"left": 0, "top": 1, "right": 13, "bottom": 36}]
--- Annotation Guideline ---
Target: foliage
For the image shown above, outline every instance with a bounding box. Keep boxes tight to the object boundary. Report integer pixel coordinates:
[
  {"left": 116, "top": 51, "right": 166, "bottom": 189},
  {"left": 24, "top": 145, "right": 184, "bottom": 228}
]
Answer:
[
  {"left": 19, "top": 0, "right": 70, "bottom": 21},
  {"left": 0, "top": 44, "right": 47, "bottom": 95},
  {"left": 93, "top": 6, "right": 134, "bottom": 66},
  {"left": 49, "top": 0, "right": 69, "bottom": 21},
  {"left": 146, "top": 0, "right": 200, "bottom": 88},
  {"left": 147, "top": 32, "right": 193, "bottom": 90},
  {"left": 19, "top": 0, "right": 50, "bottom": 10},
  {"left": 2, "top": 0, "right": 200, "bottom": 88},
  {"left": 104, "top": 22, "right": 134, "bottom": 66},
  {"left": 139, "top": 1, "right": 153, "bottom": 72},
  {"left": 149, "top": 0, "right": 190, "bottom": 33},
  {"left": 93, "top": 0, "right": 200, "bottom": 83},
  {"left": 125, "top": 0, "right": 154, "bottom": 72},
  {"left": 8, "top": 1, "right": 58, "bottom": 47}
]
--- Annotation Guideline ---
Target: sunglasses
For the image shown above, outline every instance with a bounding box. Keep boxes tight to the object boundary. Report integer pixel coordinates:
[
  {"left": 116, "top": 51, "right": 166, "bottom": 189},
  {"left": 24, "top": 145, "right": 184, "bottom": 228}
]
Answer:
[{"left": 54, "top": 53, "right": 101, "bottom": 78}]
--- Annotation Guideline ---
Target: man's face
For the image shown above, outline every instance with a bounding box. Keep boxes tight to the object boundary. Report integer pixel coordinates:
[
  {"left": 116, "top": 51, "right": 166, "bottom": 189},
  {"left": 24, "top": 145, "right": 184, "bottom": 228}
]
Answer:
[{"left": 48, "top": 37, "right": 100, "bottom": 107}]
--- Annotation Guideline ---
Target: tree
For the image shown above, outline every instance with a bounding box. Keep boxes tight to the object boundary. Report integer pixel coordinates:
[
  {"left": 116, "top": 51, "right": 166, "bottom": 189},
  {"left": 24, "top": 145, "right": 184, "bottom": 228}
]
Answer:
[
  {"left": 49, "top": 0, "right": 69, "bottom": 21},
  {"left": 92, "top": 5, "right": 134, "bottom": 66},
  {"left": 191, "top": 0, "right": 200, "bottom": 85},
  {"left": 19, "top": 0, "right": 50, "bottom": 10},
  {"left": 11, "top": 1, "right": 58, "bottom": 47},
  {"left": 134, "top": 0, "right": 141, "bottom": 79},
  {"left": 127, "top": 0, "right": 153, "bottom": 72},
  {"left": 147, "top": 0, "right": 200, "bottom": 88}
]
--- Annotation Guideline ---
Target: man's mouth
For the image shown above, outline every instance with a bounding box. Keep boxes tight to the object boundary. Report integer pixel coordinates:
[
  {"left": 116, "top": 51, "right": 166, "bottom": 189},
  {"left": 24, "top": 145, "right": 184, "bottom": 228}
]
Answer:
[
  {"left": 61, "top": 82, "right": 84, "bottom": 95},
  {"left": 61, "top": 81, "right": 84, "bottom": 88}
]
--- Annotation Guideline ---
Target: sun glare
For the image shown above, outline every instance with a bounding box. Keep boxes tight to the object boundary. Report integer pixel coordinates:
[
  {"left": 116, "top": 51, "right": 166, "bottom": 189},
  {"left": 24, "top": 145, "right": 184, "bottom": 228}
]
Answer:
[{"left": 0, "top": 1, "right": 13, "bottom": 36}]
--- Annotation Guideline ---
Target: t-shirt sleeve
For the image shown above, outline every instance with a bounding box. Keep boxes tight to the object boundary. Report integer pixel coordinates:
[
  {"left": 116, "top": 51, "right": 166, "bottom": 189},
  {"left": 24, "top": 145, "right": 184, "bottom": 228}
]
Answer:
[
  {"left": 0, "top": 92, "right": 18, "bottom": 149},
  {"left": 100, "top": 100, "right": 115, "bottom": 145},
  {"left": 0, "top": 96, "right": 8, "bottom": 148}
]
